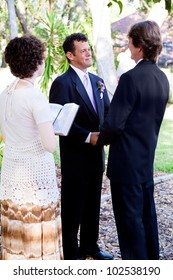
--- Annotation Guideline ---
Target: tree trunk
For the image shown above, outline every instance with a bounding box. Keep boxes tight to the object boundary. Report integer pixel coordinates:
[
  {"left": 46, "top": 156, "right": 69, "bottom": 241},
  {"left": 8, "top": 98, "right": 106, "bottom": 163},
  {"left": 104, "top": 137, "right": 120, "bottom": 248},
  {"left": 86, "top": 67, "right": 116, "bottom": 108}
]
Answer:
[
  {"left": 68, "top": 0, "right": 85, "bottom": 22},
  {"left": 15, "top": 6, "right": 28, "bottom": 34},
  {"left": 88, "top": 0, "right": 117, "bottom": 99},
  {"left": 1, "top": 54, "right": 6, "bottom": 68},
  {"left": 5, "top": 0, "right": 18, "bottom": 39}
]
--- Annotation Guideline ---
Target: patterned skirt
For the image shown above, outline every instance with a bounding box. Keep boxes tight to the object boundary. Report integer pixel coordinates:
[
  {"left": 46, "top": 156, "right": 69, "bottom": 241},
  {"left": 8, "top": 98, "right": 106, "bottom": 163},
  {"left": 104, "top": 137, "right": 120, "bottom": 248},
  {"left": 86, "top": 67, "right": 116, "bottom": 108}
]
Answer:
[{"left": 1, "top": 199, "right": 63, "bottom": 260}]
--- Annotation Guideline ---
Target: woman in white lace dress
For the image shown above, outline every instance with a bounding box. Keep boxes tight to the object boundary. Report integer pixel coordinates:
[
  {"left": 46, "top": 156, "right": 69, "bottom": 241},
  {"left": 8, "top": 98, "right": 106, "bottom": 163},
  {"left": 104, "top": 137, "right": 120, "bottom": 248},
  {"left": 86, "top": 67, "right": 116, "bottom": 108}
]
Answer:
[{"left": 0, "top": 35, "right": 63, "bottom": 260}]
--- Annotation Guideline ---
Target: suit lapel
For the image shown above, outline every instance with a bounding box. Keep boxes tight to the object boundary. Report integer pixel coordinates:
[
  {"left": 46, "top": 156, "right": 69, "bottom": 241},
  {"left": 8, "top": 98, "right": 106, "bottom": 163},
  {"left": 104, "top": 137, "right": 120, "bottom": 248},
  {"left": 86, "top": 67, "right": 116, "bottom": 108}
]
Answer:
[
  {"left": 68, "top": 67, "right": 98, "bottom": 117},
  {"left": 89, "top": 74, "right": 103, "bottom": 121}
]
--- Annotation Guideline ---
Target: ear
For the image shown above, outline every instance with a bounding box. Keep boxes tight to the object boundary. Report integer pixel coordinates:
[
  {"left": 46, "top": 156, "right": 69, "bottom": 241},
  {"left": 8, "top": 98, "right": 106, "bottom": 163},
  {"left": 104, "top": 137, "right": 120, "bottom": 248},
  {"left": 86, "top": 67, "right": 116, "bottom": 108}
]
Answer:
[
  {"left": 139, "top": 47, "right": 144, "bottom": 57},
  {"left": 66, "top": 51, "right": 74, "bottom": 62}
]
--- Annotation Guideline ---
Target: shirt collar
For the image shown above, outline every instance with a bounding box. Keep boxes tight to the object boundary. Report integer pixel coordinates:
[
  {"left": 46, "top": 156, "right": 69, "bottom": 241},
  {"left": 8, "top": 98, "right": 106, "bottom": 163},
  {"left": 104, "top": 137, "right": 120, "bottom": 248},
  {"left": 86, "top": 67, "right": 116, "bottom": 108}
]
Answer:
[
  {"left": 136, "top": 58, "right": 143, "bottom": 64},
  {"left": 70, "top": 64, "right": 88, "bottom": 82}
]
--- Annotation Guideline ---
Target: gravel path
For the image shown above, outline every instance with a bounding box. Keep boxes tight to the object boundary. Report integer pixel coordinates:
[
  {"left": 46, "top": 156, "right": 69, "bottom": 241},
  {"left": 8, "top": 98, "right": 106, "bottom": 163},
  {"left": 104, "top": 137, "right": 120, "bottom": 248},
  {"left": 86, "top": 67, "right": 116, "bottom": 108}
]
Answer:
[{"left": 99, "top": 172, "right": 173, "bottom": 260}]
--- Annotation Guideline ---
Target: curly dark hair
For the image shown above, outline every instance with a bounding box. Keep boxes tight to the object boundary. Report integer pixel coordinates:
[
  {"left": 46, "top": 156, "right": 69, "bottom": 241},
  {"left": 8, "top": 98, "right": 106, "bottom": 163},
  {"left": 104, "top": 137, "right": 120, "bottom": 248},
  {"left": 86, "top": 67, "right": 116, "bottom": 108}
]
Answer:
[
  {"left": 128, "top": 20, "right": 162, "bottom": 63},
  {"left": 4, "top": 35, "right": 45, "bottom": 78}
]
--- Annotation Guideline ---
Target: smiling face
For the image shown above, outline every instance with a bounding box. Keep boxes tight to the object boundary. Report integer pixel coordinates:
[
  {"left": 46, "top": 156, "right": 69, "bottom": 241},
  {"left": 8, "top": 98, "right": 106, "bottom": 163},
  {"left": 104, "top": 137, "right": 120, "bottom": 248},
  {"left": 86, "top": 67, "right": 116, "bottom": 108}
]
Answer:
[{"left": 66, "top": 40, "right": 93, "bottom": 72}]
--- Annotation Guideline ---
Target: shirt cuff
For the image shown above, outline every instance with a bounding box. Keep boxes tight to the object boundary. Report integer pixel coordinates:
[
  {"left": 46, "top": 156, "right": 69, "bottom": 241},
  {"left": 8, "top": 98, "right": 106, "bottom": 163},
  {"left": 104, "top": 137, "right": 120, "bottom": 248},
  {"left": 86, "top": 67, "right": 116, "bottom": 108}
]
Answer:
[{"left": 85, "top": 132, "right": 91, "bottom": 143}]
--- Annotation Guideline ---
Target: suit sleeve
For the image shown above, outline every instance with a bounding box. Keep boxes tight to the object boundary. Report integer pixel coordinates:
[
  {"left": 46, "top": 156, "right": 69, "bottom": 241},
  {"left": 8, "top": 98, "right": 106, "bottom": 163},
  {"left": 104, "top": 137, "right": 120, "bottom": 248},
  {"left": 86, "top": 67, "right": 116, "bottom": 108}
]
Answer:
[
  {"left": 49, "top": 78, "right": 69, "bottom": 104},
  {"left": 97, "top": 72, "right": 137, "bottom": 146}
]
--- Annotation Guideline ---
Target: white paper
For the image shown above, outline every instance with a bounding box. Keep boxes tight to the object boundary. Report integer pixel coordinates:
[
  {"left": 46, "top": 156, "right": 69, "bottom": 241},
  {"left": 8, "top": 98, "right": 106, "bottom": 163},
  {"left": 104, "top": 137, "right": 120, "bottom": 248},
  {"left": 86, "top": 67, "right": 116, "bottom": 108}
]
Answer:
[{"left": 50, "top": 103, "right": 79, "bottom": 136}]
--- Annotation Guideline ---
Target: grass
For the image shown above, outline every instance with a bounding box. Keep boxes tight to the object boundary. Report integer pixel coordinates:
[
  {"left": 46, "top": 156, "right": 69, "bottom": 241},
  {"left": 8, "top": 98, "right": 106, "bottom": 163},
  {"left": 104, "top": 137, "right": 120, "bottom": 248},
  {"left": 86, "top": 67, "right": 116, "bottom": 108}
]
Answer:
[
  {"left": 53, "top": 137, "right": 61, "bottom": 166},
  {"left": 154, "top": 104, "right": 173, "bottom": 173}
]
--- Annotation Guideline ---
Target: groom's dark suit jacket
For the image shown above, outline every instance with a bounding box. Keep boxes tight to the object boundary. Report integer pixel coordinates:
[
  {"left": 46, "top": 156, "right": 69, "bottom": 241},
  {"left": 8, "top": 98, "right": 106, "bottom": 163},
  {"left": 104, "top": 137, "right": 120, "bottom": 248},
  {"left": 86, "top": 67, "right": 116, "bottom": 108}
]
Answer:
[
  {"left": 49, "top": 66, "right": 110, "bottom": 177},
  {"left": 49, "top": 66, "right": 110, "bottom": 259},
  {"left": 98, "top": 60, "right": 169, "bottom": 184}
]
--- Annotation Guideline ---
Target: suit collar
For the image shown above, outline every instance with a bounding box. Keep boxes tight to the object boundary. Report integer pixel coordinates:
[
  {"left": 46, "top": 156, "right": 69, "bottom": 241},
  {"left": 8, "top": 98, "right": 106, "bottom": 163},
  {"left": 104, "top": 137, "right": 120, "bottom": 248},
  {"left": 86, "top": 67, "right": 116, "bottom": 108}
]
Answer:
[
  {"left": 70, "top": 64, "right": 86, "bottom": 83},
  {"left": 136, "top": 59, "right": 155, "bottom": 66},
  {"left": 68, "top": 67, "right": 98, "bottom": 117},
  {"left": 136, "top": 58, "right": 143, "bottom": 64}
]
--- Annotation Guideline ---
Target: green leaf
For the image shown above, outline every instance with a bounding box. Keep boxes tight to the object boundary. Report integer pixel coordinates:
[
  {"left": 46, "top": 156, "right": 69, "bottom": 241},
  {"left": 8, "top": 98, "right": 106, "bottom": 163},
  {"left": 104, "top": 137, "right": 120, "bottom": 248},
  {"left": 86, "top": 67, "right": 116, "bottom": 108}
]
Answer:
[
  {"left": 108, "top": 0, "right": 123, "bottom": 14},
  {"left": 107, "top": 2, "right": 113, "bottom": 7},
  {"left": 117, "top": 1, "right": 123, "bottom": 14},
  {"left": 165, "top": 0, "right": 172, "bottom": 12}
]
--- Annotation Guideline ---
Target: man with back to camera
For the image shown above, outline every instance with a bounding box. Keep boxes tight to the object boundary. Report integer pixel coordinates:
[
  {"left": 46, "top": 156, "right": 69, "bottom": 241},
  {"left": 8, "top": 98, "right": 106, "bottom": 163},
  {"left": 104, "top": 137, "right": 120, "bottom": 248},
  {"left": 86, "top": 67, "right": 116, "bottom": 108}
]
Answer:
[
  {"left": 96, "top": 20, "right": 169, "bottom": 260},
  {"left": 49, "top": 33, "right": 112, "bottom": 260}
]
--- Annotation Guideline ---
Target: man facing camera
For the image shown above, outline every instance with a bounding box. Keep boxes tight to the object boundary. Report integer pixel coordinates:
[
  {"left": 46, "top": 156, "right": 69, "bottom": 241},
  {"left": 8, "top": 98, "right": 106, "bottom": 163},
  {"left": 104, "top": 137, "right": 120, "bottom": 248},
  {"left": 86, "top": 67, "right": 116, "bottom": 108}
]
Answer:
[{"left": 49, "top": 33, "right": 112, "bottom": 260}]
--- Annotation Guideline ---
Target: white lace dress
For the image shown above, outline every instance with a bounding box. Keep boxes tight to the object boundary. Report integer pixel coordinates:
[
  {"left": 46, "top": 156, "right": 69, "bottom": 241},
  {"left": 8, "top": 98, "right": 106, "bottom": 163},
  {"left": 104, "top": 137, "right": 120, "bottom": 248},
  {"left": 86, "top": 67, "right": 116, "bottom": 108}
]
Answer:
[{"left": 0, "top": 80, "right": 63, "bottom": 260}]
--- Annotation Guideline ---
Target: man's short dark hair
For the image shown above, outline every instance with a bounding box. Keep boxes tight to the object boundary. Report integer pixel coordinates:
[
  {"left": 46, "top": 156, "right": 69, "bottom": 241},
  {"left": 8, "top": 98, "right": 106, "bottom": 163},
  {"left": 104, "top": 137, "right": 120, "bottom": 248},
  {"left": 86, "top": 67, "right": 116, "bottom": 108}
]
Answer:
[{"left": 63, "top": 33, "right": 88, "bottom": 54}]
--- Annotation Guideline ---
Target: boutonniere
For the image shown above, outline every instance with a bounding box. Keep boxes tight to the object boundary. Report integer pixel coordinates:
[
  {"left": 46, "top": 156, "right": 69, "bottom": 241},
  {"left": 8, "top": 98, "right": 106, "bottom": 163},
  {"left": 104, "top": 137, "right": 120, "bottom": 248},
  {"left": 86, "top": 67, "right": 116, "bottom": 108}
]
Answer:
[{"left": 97, "top": 81, "right": 105, "bottom": 99}]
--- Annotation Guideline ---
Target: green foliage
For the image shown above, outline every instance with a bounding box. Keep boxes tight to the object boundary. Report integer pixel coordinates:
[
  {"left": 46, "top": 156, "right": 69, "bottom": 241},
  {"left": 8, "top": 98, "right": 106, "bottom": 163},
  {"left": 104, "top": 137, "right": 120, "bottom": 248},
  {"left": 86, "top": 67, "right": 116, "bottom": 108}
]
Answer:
[
  {"left": 35, "top": 8, "right": 93, "bottom": 95},
  {"left": 154, "top": 110, "right": 173, "bottom": 173},
  {"left": 168, "top": 2, "right": 173, "bottom": 15},
  {"left": 35, "top": 12, "right": 65, "bottom": 96},
  {"left": 0, "top": 3, "right": 8, "bottom": 66},
  {"left": 0, "top": 136, "right": 4, "bottom": 169},
  {"left": 53, "top": 138, "right": 60, "bottom": 167},
  {"left": 107, "top": 0, "right": 123, "bottom": 14},
  {"left": 165, "top": 0, "right": 172, "bottom": 12},
  {"left": 114, "top": 54, "right": 120, "bottom": 70},
  {"left": 141, "top": 0, "right": 172, "bottom": 12}
]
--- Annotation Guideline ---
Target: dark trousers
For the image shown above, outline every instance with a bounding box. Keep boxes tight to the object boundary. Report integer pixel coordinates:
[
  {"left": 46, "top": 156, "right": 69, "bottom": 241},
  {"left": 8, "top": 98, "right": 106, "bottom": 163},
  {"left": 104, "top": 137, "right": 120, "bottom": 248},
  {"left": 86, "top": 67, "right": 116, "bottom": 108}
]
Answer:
[
  {"left": 61, "top": 173, "right": 102, "bottom": 260},
  {"left": 110, "top": 179, "right": 159, "bottom": 260}
]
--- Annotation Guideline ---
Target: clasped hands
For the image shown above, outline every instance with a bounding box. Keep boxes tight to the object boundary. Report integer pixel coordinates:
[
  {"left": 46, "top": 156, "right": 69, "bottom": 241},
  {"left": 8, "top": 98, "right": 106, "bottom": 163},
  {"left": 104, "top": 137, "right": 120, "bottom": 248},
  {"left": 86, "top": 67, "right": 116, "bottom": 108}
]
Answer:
[{"left": 90, "top": 132, "right": 100, "bottom": 145}]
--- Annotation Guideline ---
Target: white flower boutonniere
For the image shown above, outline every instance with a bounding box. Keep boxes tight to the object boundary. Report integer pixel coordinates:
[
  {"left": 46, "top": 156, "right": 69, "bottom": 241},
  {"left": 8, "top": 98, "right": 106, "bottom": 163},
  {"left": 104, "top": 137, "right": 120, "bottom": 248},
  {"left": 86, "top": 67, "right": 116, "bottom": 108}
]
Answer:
[{"left": 97, "top": 81, "right": 105, "bottom": 99}]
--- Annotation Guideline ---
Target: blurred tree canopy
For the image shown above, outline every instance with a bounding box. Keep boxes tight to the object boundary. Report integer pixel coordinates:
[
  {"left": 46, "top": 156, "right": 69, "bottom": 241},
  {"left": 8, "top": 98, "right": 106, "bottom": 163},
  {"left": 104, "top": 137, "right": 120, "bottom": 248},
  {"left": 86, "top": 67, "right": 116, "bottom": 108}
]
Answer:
[{"left": 0, "top": 0, "right": 172, "bottom": 95}]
